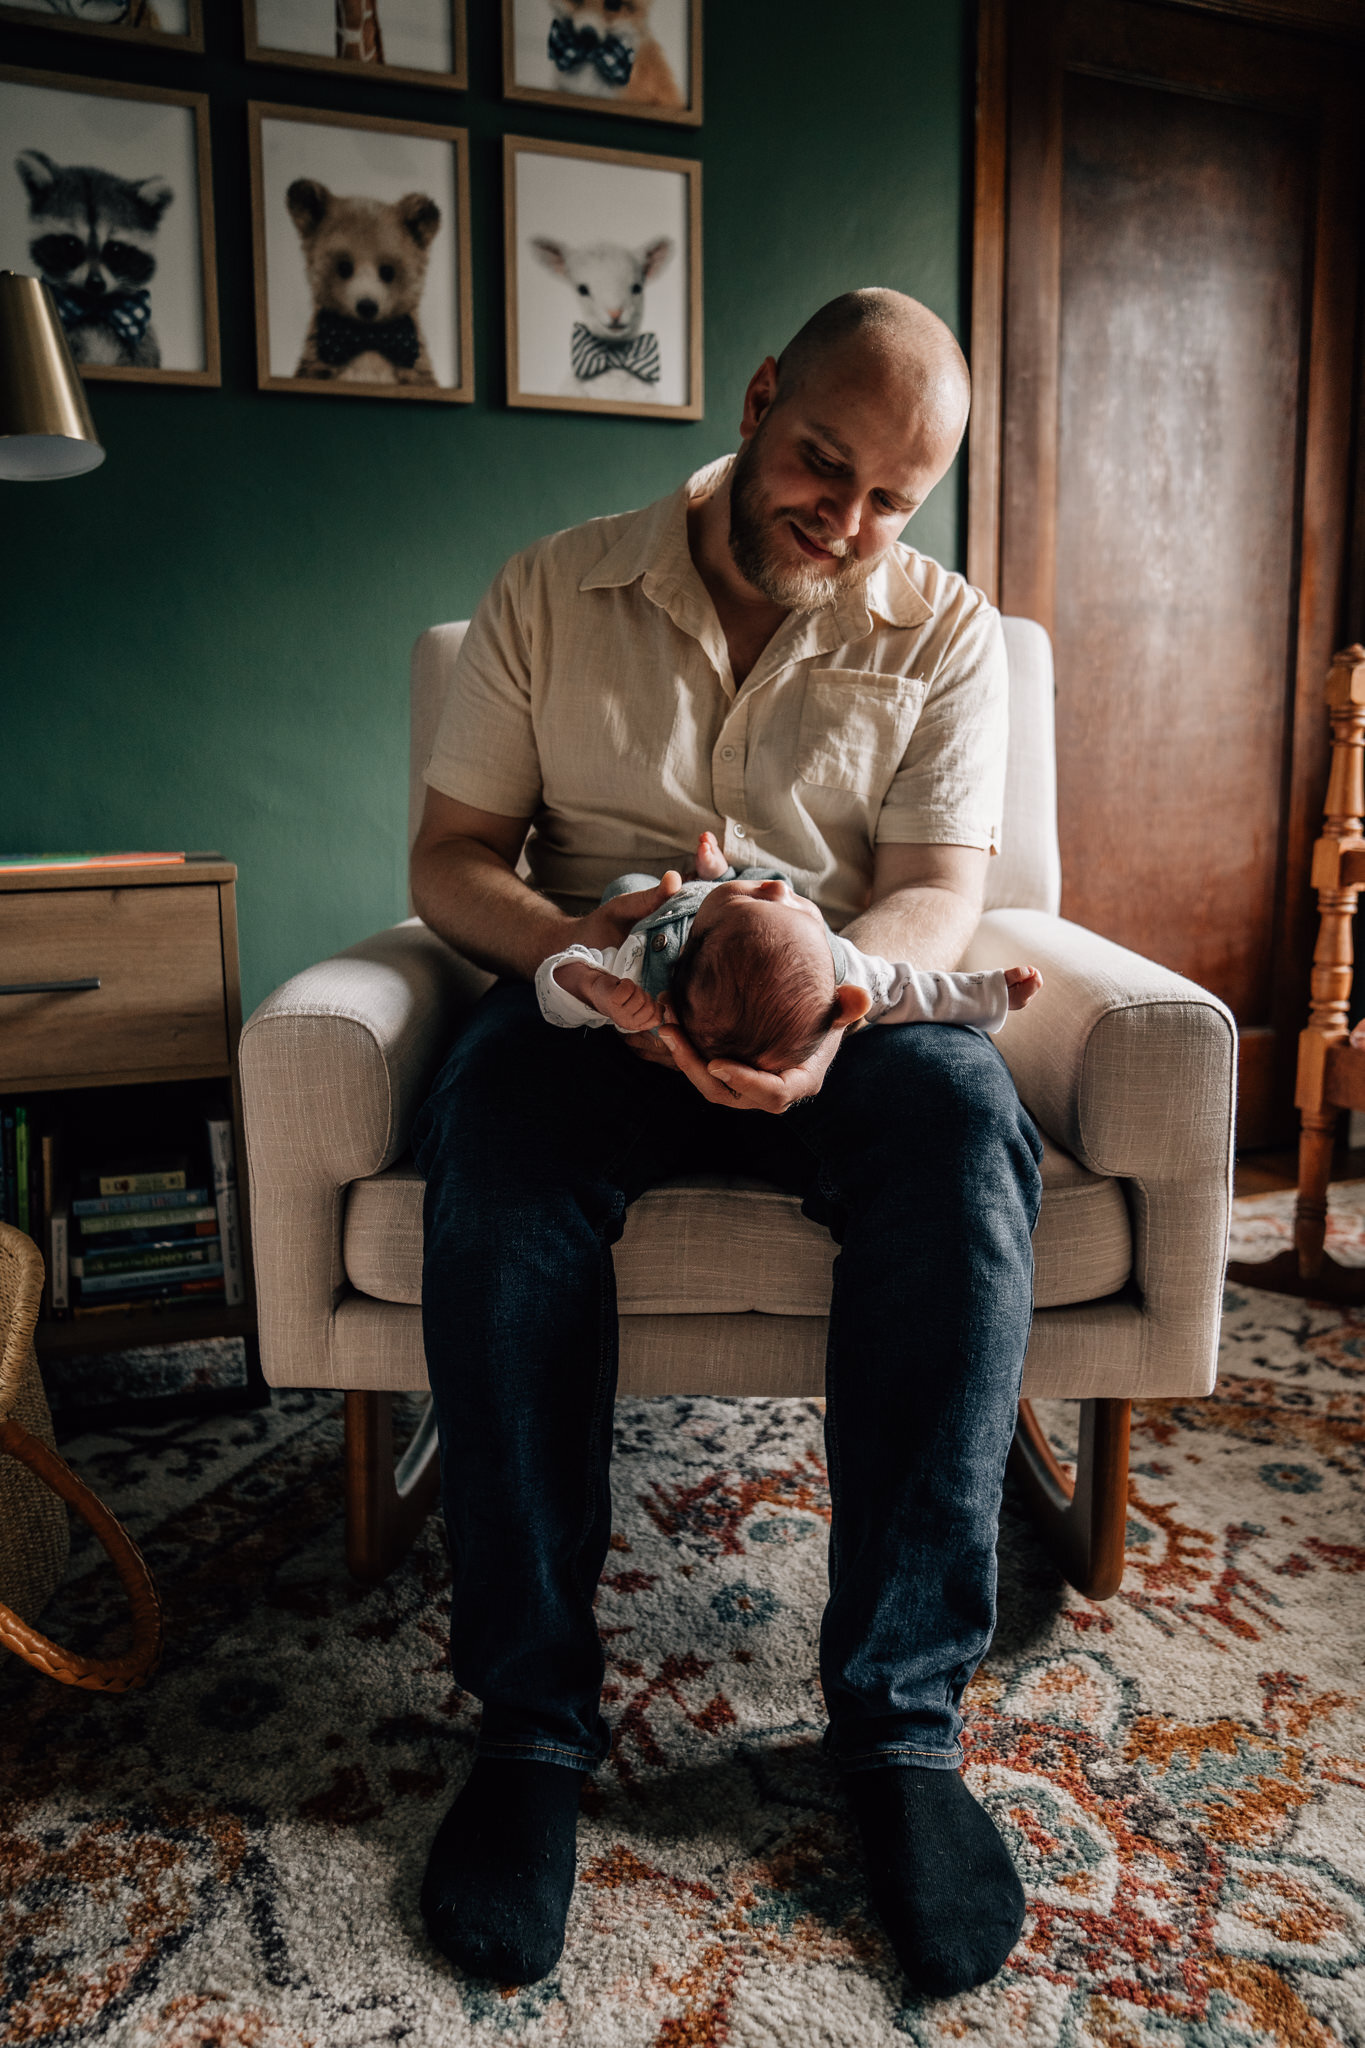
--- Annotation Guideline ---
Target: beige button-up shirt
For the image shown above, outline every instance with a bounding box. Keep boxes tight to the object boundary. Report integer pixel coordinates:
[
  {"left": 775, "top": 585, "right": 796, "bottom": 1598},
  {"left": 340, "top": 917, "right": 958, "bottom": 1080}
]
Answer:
[{"left": 424, "top": 456, "right": 1007, "bottom": 931}]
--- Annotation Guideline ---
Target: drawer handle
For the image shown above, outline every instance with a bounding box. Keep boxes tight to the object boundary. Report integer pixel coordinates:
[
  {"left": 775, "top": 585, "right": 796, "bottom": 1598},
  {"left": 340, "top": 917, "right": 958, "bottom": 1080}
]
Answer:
[{"left": 0, "top": 978, "right": 102, "bottom": 996}]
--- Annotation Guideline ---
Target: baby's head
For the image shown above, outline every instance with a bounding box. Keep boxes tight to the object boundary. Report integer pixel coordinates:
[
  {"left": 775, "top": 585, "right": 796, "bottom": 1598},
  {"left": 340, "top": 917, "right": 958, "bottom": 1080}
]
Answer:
[{"left": 667, "top": 880, "right": 841, "bottom": 1072}]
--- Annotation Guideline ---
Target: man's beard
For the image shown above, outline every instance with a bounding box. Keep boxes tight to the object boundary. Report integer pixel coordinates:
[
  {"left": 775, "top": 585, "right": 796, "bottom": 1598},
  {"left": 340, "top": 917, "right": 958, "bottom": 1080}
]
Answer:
[{"left": 727, "top": 437, "right": 881, "bottom": 610}]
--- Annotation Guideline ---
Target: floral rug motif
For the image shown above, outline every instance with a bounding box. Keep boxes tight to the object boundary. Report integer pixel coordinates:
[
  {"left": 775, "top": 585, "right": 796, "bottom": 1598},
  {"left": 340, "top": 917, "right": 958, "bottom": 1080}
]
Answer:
[
  {"left": 3, "top": 1284, "right": 1365, "bottom": 2045},
  {"left": 1228, "top": 1178, "right": 1365, "bottom": 1268}
]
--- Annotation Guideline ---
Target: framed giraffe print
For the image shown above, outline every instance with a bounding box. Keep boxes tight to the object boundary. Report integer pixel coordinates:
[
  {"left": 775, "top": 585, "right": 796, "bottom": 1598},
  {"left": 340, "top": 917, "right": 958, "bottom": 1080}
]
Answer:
[
  {"left": 503, "top": 0, "right": 701, "bottom": 126},
  {"left": 249, "top": 102, "right": 473, "bottom": 404},
  {"left": 505, "top": 135, "right": 702, "bottom": 420},
  {"left": 244, "top": 0, "right": 467, "bottom": 92}
]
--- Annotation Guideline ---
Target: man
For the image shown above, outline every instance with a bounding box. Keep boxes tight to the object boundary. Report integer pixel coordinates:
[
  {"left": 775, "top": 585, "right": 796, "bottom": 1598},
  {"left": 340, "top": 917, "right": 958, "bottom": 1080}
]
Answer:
[{"left": 408, "top": 289, "right": 1043, "bottom": 1998}]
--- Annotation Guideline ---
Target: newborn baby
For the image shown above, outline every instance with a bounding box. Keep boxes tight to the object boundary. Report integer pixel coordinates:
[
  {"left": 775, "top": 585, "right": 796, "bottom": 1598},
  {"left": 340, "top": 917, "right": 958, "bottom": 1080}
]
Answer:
[{"left": 536, "top": 833, "right": 1042, "bottom": 1074}]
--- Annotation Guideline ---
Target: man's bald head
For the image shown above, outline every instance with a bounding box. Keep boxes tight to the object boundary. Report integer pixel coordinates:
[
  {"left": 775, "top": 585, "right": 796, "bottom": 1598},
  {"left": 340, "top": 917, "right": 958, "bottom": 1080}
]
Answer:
[{"left": 774, "top": 288, "right": 971, "bottom": 460}]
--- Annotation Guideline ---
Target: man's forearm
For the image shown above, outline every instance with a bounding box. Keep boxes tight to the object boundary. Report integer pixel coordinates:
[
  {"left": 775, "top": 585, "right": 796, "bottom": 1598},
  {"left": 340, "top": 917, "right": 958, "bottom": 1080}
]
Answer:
[
  {"left": 411, "top": 836, "right": 573, "bottom": 981},
  {"left": 842, "top": 883, "right": 980, "bottom": 970}
]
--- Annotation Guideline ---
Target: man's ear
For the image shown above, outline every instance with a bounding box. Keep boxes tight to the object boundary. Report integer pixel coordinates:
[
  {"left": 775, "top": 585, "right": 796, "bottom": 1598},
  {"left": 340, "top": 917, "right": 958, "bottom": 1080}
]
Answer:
[
  {"left": 738, "top": 355, "right": 779, "bottom": 442},
  {"left": 833, "top": 983, "right": 873, "bottom": 1029}
]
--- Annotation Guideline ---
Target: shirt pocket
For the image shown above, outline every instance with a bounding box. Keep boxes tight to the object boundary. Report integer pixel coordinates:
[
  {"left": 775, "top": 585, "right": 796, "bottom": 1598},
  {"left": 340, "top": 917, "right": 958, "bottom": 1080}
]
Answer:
[{"left": 795, "top": 670, "right": 931, "bottom": 795}]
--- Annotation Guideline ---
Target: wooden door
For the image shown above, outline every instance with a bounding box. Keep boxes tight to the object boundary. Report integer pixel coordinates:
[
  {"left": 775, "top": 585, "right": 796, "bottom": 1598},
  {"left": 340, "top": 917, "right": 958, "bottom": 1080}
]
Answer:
[{"left": 970, "top": 0, "right": 1364, "bottom": 1147}]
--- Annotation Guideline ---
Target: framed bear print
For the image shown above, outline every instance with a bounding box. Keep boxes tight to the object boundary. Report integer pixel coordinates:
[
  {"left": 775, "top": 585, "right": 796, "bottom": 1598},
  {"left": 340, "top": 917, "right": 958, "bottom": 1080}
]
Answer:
[
  {"left": 0, "top": 67, "right": 219, "bottom": 385},
  {"left": 0, "top": 2, "right": 203, "bottom": 51},
  {"left": 503, "top": 0, "right": 700, "bottom": 126},
  {"left": 248, "top": 103, "right": 474, "bottom": 404},
  {"left": 244, "top": 1, "right": 467, "bottom": 93},
  {"left": 505, "top": 135, "right": 701, "bottom": 420}
]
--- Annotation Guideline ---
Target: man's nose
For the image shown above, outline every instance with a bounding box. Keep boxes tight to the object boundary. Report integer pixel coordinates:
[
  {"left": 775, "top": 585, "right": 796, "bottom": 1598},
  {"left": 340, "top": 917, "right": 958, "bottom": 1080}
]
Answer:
[{"left": 816, "top": 485, "right": 861, "bottom": 540}]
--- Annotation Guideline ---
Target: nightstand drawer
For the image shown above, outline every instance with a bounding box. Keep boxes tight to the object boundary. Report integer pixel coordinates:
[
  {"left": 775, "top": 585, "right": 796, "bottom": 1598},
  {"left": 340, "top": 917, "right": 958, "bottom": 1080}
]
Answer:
[{"left": 0, "top": 885, "right": 229, "bottom": 1082}]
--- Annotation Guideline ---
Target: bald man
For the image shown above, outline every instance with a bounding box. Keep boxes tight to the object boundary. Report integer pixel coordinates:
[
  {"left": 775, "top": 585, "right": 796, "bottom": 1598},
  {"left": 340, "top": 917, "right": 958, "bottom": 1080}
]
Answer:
[{"left": 409, "top": 291, "right": 1043, "bottom": 1998}]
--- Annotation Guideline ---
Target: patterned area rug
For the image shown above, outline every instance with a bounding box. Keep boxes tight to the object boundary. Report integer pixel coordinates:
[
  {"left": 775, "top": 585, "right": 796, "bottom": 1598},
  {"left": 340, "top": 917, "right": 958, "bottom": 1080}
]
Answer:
[
  {"left": 4, "top": 1283, "right": 1365, "bottom": 2046},
  {"left": 1228, "top": 1179, "right": 1365, "bottom": 1268}
]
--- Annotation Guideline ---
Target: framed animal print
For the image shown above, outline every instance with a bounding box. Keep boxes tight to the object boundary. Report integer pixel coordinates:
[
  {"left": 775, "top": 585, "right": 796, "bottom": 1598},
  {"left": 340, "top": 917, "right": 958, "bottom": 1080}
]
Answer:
[
  {"left": 0, "top": 67, "right": 219, "bottom": 386},
  {"left": 503, "top": 0, "right": 700, "bottom": 126},
  {"left": 248, "top": 103, "right": 473, "bottom": 404},
  {"left": 504, "top": 135, "right": 701, "bottom": 420},
  {"left": 0, "top": 2, "right": 203, "bottom": 51},
  {"left": 244, "top": 1, "right": 467, "bottom": 93}
]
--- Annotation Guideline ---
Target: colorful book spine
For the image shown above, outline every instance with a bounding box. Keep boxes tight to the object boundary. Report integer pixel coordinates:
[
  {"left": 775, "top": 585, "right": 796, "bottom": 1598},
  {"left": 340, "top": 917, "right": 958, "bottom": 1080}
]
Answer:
[
  {"left": 49, "top": 1201, "right": 69, "bottom": 1317},
  {"left": 75, "top": 1240, "right": 221, "bottom": 1278},
  {"left": 78, "top": 1203, "right": 218, "bottom": 1237},
  {"left": 77, "top": 1260, "right": 226, "bottom": 1296},
  {"left": 96, "top": 1168, "right": 187, "bottom": 1197},
  {"left": 72, "top": 1276, "right": 226, "bottom": 1316},
  {"left": 206, "top": 1117, "right": 245, "bottom": 1308},
  {"left": 72, "top": 1186, "right": 210, "bottom": 1218},
  {"left": 79, "top": 1222, "right": 219, "bottom": 1253},
  {"left": 0, "top": 853, "right": 185, "bottom": 874}
]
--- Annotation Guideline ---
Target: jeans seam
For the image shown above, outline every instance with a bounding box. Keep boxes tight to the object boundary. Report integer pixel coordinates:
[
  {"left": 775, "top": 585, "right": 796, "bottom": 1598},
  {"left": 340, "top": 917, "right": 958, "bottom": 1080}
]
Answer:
[
  {"left": 477, "top": 1737, "right": 599, "bottom": 1765},
  {"left": 835, "top": 1743, "right": 963, "bottom": 1762}
]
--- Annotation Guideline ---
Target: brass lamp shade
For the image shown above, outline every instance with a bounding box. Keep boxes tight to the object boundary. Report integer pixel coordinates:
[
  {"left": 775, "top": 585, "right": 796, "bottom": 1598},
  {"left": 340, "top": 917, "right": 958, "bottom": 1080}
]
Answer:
[{"left": 0, "top": 271, "right": 105, "bottom": 481}]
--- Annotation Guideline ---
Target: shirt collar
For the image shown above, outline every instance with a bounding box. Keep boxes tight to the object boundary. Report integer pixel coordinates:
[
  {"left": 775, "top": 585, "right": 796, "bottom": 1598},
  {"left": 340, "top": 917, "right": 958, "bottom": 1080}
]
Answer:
[{"left": 578, "top": 451, "right": 935, "bottom": 639}]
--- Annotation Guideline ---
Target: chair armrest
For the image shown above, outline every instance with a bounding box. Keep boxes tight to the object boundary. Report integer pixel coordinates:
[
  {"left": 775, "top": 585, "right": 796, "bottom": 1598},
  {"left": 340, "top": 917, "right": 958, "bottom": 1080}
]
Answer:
[
  {"left": 239, "top": 918, "right": 491, "bottom": 1386},
  {"left": 961, "top": 908, "right": 1236, "bottom": 1184},
  {"left": 963, "top": 910, "right": 1236, "bottom": 1397}
]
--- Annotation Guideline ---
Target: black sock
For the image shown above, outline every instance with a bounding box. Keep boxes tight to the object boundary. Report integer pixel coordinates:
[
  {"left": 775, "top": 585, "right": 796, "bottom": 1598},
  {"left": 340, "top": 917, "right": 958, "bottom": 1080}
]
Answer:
[
  {"left": 844, "top": 1766, "right": 1026, "bottom": 1997},
  {"left": 419, "top": 1756, "right": 584, "bottom": 1983}
]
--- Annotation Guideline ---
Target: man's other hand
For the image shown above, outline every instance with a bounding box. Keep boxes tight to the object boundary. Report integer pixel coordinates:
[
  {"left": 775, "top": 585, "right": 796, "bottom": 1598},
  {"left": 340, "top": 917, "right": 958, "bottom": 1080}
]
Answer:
[
  {"left": 654, "top": 1015, "right": 846, "bottom": 1112},
  {"left": 565, "top": 872, "right": 683, "bottom": 958}
]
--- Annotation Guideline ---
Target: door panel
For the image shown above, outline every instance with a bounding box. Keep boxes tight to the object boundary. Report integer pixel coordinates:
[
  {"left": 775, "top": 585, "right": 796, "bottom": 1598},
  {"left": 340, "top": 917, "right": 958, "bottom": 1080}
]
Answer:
[{"left": 980, "top": 0, "right": 1363, "bottom": 1147}]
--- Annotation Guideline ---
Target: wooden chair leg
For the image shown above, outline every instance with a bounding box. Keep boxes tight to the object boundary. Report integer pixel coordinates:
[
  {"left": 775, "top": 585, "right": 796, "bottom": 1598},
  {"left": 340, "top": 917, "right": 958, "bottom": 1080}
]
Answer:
[
  {"left": 344, "top": 1390, "right": 441, "bottom": 1584},
  {"left": 1009, "top": 1396, "right": 1131, "bottom": 1600},
  {"left": 1296, "top": 1110, "right": 1337, "bottom": 1279}
]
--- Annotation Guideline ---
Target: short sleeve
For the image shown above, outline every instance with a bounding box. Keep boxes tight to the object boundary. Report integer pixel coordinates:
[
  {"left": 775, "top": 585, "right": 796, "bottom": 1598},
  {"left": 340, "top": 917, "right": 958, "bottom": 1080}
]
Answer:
[
  {"left": 874, "top": 590, "right": 1007, "bottom": 854},
  {"left": 423, "top": 553, "right": 542, "bottom": 819}
]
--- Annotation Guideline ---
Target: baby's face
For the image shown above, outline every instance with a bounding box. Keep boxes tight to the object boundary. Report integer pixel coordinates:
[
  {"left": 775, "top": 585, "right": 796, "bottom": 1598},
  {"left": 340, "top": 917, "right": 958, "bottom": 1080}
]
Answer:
[{"left": 689, "top": 876, "right": 829, "bottom": 960}]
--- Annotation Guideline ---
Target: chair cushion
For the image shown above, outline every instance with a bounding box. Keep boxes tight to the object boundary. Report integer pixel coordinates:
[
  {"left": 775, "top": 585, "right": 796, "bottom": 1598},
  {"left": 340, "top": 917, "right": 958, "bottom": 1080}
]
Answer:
[{"left": 341, "top": 1132, "right": 1130, "bottom": 1314}]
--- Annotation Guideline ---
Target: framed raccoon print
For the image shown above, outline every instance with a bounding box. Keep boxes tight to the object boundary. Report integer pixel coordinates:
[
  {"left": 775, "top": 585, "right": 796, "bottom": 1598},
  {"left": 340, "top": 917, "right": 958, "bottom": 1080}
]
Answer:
[
  {"left": 0, "top": 68, "right": 219, "bottom": 385},
  {"left": 0, "top": 2, "right": 203, "bottom": 50},
  {"left": 503, "top": 0, "right": 700, "bottom": 125},
  {"left": 248, "top": 103, "right": 474, "bottom": 404},
  {"left": 505, "top": 135, "right": 701, "bottom": 420},
  {"left": 244, "top": 1, "right": 467, "bottom": 93}
]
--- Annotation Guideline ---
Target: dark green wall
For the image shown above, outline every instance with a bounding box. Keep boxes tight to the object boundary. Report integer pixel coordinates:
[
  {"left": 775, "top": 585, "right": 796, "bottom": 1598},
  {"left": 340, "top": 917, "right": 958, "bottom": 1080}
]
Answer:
[{"left": 2, "top": 3, "right": 971, "bottom": 1016}]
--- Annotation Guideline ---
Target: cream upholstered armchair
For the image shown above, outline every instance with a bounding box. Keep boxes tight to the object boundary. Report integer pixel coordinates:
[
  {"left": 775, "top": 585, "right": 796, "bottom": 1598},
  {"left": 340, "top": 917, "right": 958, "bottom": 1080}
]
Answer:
[{"left": 239, "top": 618, "right": 1236, "bottom": 1598}]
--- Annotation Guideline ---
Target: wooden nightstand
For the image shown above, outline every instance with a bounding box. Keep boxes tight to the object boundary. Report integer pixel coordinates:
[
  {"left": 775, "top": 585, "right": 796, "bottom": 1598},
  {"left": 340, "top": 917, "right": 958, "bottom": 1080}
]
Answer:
[{"left": 0, "top": 857, "right": 256, "bottom": 1359}]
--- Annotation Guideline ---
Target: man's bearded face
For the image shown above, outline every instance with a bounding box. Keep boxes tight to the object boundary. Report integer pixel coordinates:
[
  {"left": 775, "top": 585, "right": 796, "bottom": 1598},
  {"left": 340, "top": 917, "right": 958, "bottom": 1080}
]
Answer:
[{"left": 727, "top": 425, "right": 884, "bottom": 610}]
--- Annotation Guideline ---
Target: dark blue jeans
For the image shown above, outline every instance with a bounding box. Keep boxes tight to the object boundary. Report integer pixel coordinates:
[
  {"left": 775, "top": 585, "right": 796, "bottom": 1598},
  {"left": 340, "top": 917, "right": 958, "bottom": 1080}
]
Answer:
[{"left": 412, "top": 984, "right": 1042, "bottom": 1775}]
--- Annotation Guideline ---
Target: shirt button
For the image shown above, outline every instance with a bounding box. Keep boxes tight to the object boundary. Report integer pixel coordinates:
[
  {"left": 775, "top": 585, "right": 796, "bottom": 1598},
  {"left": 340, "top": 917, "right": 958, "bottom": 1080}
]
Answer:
[
  {"left": 651, "top": 933, "right": 669, "bottom": 952},
  {"left": 720, "top": 745, "right": 736, "bottom": 761},
  {"left": 733, "top": 823, "right": 747, "bottom": 838}
]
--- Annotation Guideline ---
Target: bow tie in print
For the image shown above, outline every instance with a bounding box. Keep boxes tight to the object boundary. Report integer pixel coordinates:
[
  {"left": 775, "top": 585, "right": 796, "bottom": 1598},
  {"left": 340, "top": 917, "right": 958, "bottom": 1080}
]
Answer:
[
  {"left": 571, "top": 323, "right": 661, "bottom": 385},
  {"left": 50, "top": 284, "right": 152, "bottom": 347},
  {"left": 315, "top": 308, "right": 421, "bottom": 371},
  {"left": 547, "top": 16, "right": 636, "bottom": 86}
]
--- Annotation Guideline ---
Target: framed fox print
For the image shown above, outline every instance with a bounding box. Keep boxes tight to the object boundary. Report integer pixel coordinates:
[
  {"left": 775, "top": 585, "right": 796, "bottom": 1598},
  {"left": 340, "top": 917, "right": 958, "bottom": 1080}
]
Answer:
[
  {"left": 244, "top": 1, "right": 467, "bottom": 92},
  {"left": 0, "top": 67, "right": 219, "bottom": 385},
  {"left": 249, "top": 103, "right": 474, "bottom": 403},
  {"left": 0, "top": 2, "right": 203, "bottom": 51},
  {"left": 503, "top": 0, "right": 700, "bottom": 125},
  {"left": 505, "top": 135, "right": 701, "bottom": 420}
]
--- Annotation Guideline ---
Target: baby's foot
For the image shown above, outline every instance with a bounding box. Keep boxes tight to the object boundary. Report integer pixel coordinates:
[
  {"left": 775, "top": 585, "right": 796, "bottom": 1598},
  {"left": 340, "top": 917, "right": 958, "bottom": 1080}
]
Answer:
[
  {"left": 693, "top": 830, "right": 730, "bottom": 881},
  {"left": 1005, "top": 965, "right": 1043, "bottom": 1010}
]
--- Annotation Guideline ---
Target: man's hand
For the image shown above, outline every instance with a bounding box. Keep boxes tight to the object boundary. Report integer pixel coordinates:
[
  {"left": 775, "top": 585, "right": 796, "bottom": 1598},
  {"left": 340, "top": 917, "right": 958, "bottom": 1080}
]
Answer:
[
  {"left": 562, "top": 872, "right": 683, "bottom": 960},
  {"left": 656, "top": 1014, "right": 847, "bottom": 1112},
  {"left": 554, "top": 958, "right": 663, "bottom": 1034}
]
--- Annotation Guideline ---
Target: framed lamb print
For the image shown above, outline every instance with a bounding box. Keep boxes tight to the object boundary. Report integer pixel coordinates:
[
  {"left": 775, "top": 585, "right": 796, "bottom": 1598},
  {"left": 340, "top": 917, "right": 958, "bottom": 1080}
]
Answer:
[
  {"left": 249, "top": 102, "right": 474, "bottom": 403},
  {"left": 244, "top": 1, "right": 467, "bottom": 92},
  {"left": 0, "top": 66, "right": 219, "bottom": 385},
  {"left": 504, "top": 134, "right": 701, "bottom": 420}
]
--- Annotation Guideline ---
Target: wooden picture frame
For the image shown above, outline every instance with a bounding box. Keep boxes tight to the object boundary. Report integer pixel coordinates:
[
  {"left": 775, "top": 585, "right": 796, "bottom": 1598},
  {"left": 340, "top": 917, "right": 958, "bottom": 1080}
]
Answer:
[
  {"left": 502, "top": 0, "right": 701, "bottom": 125},
  {"left": 248, "top": 101, "right": 474, "bottom": 405},
  {"left": 0, "top": 66, "right": 219, "bottom": 387},
  {"left": 0, "top": 1, "right": 203, "bottom": 51},
  {"left": 504, "top": 134, "right": 702, "bottom": 420},
  {"left": 244, "top": 1, "right": 467, "bottom": 93}
]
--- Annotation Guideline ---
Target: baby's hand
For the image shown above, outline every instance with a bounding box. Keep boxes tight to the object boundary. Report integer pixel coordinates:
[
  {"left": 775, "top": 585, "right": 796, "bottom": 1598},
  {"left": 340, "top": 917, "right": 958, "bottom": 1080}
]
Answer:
[
  {"left": 1004, "top": 965, "right": 1043, "bottom": 1010},
  {"left": 555, "top": 959, "right": 662, "bottom": 1034},
  {"left": 693, "top": 830, "right": 730, "bottom": 881}
]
